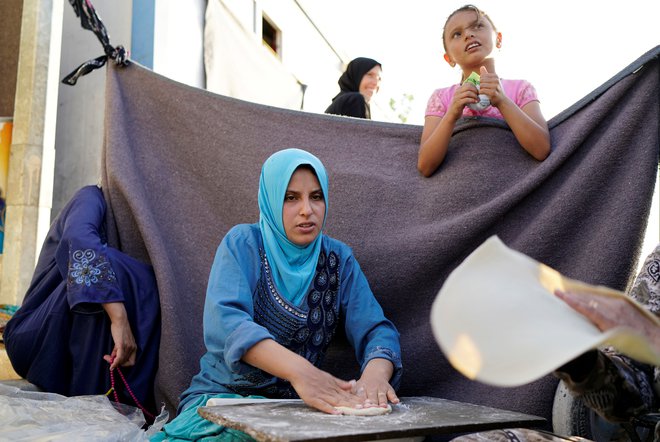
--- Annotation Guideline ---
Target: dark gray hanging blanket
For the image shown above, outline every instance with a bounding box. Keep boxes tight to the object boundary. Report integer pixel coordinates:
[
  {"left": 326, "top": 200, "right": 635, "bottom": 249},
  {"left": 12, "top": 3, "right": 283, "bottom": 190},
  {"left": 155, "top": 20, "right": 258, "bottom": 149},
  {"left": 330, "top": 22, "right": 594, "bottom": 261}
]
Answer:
[{"left": 101, "top": 46, "right": 659, "bottom": 423}]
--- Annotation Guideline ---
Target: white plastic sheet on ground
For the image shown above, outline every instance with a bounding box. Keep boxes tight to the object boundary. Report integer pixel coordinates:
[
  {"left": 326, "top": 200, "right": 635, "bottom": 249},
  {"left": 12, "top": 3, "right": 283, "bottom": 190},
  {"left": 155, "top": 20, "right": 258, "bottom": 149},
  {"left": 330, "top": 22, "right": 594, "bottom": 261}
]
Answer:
[{"left": 0, "top": 383, "right": 168, "bottom": 441}]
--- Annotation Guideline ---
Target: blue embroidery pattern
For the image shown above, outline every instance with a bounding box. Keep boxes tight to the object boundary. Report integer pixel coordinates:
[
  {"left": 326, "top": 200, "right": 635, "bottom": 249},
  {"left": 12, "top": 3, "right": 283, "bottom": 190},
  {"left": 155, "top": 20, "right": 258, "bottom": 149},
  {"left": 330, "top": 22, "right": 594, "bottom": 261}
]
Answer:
[
  {"left": 70, "top": 249, "right": 102, "bottom": 286},
  {"left": 68, "top": 247, "right": 117, "bottom": 288},
  {"left": 241, "top": 249, "right": 340, "bottom": 398},
  {"left": 255, "top": 249, "right": 340, "bottom": 362}
]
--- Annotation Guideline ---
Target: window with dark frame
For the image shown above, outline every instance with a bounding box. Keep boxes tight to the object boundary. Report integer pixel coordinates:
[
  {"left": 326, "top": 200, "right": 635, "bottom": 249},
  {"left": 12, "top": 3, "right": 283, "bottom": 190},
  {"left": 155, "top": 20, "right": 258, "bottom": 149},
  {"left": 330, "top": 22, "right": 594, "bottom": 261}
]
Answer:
[{"left": 262, "top": 15, "right": 280, "bottom": 57}]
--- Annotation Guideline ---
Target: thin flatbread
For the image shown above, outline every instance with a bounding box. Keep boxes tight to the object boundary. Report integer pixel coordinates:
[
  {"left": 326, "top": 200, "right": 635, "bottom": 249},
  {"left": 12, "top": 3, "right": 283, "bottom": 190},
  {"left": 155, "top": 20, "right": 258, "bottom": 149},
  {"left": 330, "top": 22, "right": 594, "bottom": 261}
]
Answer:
[
  {"left": 334, "top": 404, "right": 392, "bottom": 416},
  {"left": 430, "top": 235, "right": 660, "bottom": 387},
  {"left": 205, "top": 397, "right": 392, "bottom": 416}
]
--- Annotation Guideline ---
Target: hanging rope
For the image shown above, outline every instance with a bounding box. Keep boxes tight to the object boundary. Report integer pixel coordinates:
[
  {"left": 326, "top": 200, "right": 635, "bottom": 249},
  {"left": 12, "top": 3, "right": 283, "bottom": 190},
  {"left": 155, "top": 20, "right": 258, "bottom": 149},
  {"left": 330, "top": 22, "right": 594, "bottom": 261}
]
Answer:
[{"left": 62, "top": 0, "right": 129, "bottom": 86}]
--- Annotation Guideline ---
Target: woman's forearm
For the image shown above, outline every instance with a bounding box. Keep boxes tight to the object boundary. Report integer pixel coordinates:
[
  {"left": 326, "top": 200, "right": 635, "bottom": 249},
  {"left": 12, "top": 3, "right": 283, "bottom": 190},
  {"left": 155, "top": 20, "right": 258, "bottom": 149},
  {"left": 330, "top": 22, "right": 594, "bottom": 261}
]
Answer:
[{"left": 242, "top": 339, "right": 312, "bottom": 382}]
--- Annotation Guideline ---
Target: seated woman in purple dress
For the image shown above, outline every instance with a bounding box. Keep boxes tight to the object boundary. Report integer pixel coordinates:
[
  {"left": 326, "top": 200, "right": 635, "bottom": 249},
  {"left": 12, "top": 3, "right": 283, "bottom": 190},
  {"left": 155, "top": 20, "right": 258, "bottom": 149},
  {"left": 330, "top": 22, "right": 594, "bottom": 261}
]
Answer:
[{"left": 3, "top": 185, "right": 160, "bottom": 414}]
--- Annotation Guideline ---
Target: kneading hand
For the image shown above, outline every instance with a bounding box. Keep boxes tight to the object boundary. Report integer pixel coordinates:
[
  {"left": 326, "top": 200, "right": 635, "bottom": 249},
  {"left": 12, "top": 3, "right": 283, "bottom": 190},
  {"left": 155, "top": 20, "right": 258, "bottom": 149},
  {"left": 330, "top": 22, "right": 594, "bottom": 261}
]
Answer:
[
  {"left": 290, "top": 364, "right": 366, "bottom": 414},
  {"left": 354, "top": 358, "right": 399, "bottom": 408},
  {"left": 242, "top": 339, "right": 366, "bottom": 415}
]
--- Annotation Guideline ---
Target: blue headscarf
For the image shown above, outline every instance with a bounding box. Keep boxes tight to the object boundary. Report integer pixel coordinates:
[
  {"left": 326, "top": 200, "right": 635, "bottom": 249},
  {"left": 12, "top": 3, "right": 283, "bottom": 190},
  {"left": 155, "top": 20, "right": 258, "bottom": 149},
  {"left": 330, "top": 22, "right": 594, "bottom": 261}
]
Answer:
[{"left": 258, "top": 149, "right": 329, "bottom": 306}]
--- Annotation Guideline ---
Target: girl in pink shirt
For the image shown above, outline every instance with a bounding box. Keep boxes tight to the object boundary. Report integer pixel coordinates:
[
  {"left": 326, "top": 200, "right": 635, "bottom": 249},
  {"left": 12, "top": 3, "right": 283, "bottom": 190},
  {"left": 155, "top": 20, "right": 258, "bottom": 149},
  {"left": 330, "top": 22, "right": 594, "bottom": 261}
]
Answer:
[{"left": 418, "top": 5, "right": 550, "bottom": 177}]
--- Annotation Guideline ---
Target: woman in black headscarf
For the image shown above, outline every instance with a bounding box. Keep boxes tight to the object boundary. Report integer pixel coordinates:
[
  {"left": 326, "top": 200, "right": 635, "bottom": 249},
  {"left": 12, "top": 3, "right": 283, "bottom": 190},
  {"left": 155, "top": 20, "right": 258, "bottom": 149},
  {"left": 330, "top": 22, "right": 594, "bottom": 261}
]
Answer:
[{"left": 325, "top": 57, "right": 382, "bottom": 119}]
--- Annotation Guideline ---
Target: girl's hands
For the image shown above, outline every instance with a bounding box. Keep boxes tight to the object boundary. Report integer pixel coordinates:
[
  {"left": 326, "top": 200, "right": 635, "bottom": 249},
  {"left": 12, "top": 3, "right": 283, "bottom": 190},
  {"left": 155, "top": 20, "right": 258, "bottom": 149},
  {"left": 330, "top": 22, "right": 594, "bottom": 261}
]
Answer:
[
  {"left": 448, "top": 82, "right": 480, "bottom": 120},
  {"left": 102, "top": 302, "right": 137, "bottom": 370},
  {"left": 478, "top": 66, "right": 505, "bottom": 107},
  {"left": 449, "top": 66, "right": 504, "bottom": 117},
  {"left": 353, "top": 358, "right": 399, "bottom": 408},
  {"left": 289, "top": 365, "right": 365, "bottom": 414}
]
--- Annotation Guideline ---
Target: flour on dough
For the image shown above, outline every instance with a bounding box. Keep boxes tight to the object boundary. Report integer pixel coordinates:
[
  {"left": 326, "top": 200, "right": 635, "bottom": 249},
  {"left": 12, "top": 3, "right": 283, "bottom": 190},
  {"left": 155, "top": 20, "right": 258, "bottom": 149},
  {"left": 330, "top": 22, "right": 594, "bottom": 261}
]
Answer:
[{"left": 334, "top": 404, "right": 392, "bottom": 416}]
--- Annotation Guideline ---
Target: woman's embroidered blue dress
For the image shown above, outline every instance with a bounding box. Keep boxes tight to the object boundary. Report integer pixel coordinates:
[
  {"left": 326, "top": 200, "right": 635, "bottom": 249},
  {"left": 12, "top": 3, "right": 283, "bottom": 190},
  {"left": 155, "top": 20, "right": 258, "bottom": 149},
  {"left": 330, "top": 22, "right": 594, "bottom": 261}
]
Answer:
[
  {"left": 177, "top": 223, "right": 402, "bottom": 411},
  {"left": 3, "top": 186, "right": 160, "bottom": 410}
]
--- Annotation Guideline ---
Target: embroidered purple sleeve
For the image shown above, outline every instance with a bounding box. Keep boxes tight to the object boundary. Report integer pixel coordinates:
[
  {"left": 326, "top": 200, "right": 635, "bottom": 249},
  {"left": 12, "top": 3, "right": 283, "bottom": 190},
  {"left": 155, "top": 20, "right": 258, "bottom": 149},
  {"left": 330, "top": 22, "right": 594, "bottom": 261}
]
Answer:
[{"left": 66, "top": 243, "right": 122, "bottom": 306}]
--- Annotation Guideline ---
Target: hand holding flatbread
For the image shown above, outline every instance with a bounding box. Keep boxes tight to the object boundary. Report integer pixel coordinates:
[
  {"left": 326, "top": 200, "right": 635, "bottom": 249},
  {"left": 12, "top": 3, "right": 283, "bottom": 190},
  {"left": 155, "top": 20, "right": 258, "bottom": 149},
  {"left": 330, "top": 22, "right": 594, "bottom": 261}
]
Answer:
[
  {"left": 555, "top": 289, "right": 660, "bottom": 355},
  {"left": 430, "top": 236, "right": 660, "bottom": 387}
]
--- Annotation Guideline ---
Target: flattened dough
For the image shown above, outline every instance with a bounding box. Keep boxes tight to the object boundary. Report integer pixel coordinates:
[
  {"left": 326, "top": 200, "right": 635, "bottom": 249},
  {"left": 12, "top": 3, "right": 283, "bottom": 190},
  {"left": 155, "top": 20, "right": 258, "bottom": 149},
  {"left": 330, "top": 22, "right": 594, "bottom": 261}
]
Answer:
[{"left": 334, "top": 404, "right": 392, "bottom": 416}]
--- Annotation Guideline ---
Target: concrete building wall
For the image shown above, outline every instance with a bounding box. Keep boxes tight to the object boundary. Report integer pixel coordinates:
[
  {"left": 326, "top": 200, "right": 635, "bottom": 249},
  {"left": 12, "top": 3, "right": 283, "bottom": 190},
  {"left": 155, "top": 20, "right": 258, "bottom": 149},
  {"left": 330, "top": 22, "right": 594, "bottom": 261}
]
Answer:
[
  {"left": 260, "top": 0, "right": 346, "bottom": 112},
  {"left": 1, "top": 0, "right": 64, "bottom": 302},
  {"left": 209, "top": 0, "right": 346, "bottom": 113},
  {"left": 153, "top": 0, "right": 206, "bottom": 89}
]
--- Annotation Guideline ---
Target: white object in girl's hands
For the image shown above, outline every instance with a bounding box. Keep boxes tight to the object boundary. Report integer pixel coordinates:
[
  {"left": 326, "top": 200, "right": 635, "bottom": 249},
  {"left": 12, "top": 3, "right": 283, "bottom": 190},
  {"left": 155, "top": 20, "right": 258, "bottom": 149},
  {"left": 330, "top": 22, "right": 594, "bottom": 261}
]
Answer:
[{"left": 464, "top": 71, "right": 491, "bottom": 111}]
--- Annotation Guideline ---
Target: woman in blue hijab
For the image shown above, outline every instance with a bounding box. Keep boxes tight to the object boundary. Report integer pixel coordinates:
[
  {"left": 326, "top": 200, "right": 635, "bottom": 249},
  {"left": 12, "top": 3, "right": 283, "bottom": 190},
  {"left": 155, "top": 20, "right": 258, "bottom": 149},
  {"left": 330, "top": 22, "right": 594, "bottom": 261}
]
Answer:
[{"left": 153, "top": 148, "right": 402, "bottom": 441}]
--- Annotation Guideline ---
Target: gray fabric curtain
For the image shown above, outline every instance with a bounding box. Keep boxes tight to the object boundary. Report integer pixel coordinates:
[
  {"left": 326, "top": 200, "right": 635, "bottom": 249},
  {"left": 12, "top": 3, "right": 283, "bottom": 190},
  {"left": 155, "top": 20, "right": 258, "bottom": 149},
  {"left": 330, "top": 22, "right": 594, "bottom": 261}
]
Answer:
[{"left": 102, "top": 46, "right": 659, "bottom": 423}]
